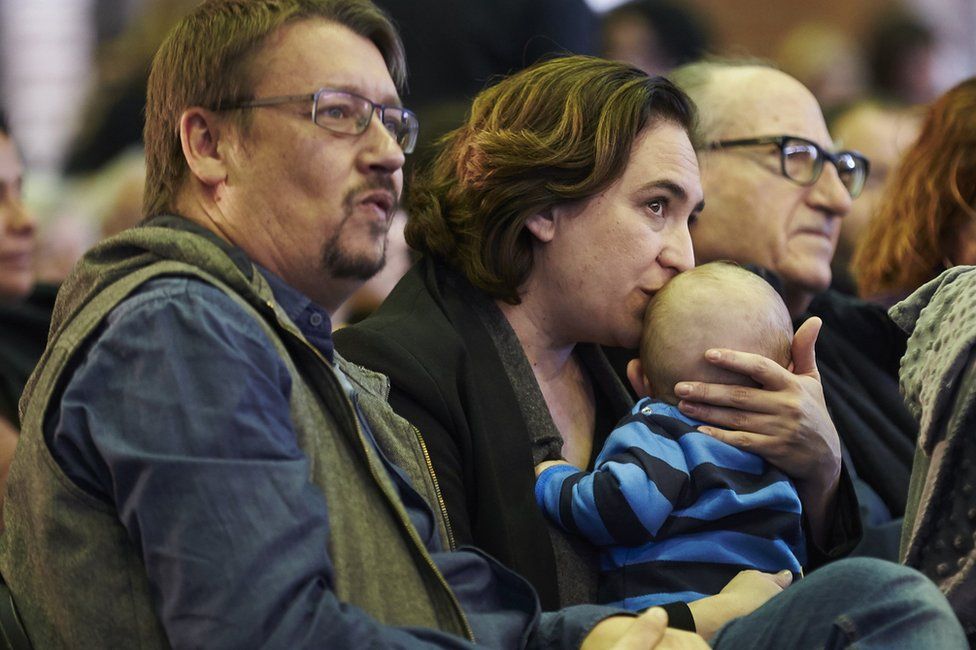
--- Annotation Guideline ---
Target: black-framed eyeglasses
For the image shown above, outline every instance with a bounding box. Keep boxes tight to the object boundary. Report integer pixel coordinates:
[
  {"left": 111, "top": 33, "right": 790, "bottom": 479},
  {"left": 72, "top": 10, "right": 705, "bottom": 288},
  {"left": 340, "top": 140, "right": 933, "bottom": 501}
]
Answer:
[
  {"left": 706, "top": 135, "right": 870, "bottom": 199},
  {"left": 217, "top": 88, "right": 419, "bottom": 154}
]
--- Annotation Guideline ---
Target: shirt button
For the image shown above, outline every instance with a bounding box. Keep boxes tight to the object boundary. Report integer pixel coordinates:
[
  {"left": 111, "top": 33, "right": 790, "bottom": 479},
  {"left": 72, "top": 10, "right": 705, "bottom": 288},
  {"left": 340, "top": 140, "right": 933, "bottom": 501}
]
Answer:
[{"left": 309, "top": 313, "right": 323, "bottom": 327}]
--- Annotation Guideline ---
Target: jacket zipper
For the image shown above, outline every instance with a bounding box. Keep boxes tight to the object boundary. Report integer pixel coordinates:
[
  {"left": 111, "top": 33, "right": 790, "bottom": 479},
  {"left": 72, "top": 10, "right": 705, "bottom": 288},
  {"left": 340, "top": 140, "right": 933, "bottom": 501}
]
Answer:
[{"left": 268, "top": 302, "right": 474, "bottom": 641}]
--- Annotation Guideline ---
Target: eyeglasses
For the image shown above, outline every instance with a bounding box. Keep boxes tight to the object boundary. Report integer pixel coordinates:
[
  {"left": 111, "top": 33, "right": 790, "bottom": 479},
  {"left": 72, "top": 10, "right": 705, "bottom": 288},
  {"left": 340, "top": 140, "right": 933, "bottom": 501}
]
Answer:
[
  {"left": 218, "top": 88, "right": 419, "bottom": 154},
  {"left": 706, "top": 135, "right": 870, "bottom": 199}
]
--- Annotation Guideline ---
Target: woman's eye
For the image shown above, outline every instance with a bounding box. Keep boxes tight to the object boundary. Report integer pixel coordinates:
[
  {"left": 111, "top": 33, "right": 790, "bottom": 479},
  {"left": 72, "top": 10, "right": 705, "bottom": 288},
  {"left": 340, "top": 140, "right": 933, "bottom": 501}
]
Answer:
[{"left": 647, "top": 199, "right": 665, "bottom": 216}]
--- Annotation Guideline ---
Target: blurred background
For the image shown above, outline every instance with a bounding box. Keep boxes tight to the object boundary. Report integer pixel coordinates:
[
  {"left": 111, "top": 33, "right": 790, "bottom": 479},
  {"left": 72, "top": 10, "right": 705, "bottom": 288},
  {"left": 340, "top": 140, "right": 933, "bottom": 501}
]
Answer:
[{"left": 1, "top": 0, "right": 974, "bottom": 318}]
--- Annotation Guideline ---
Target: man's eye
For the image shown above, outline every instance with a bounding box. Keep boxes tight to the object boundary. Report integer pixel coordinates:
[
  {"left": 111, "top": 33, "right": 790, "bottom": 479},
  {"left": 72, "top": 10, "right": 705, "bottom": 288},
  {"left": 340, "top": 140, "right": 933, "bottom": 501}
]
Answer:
[{"left": 322, "top": 105, "right": 350, "bottom": 119}]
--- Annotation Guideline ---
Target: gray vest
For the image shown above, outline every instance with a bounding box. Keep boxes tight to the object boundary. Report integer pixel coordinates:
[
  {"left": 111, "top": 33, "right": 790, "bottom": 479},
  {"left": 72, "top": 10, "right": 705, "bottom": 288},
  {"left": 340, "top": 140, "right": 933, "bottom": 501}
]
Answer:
[{"left": 0, "top": 224, "right": 469, "bottom": 647}]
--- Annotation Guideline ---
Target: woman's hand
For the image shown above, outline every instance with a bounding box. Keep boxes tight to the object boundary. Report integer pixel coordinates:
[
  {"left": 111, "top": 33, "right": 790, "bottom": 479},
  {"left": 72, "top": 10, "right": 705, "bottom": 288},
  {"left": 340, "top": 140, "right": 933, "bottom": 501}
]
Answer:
[
  {"left": 687, "top": 569, "right": 794, "bottom": 640},
  {"left": 672, "top": 317, "right": 841, "bottom": 543}
]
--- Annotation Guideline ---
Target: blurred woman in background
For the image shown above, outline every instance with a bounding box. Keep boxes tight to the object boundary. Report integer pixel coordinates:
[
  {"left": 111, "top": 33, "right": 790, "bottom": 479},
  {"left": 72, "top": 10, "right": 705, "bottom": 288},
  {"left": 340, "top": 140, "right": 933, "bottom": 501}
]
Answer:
[{"left": 854, "top": 77, "right": 976, "bottom": 306}]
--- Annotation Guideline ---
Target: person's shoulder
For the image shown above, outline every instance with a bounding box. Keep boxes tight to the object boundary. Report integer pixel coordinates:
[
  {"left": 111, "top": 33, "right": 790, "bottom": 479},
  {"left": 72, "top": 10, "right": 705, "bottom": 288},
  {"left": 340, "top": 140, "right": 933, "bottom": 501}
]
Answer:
[
  {"left": 107, "top": 275, "right": 247, "bottom": 322},
  {"left": 806, "top": 288, "right": 902, "bottom": 335},
  {"left": 806, "top": 288, "right": 906, "bottom": 365},
  {"left": 99, "top": 275, "right": 280, "bottom": 363},
  {"left": 335, "top": 263, "right": 465, "bottom": 374}
]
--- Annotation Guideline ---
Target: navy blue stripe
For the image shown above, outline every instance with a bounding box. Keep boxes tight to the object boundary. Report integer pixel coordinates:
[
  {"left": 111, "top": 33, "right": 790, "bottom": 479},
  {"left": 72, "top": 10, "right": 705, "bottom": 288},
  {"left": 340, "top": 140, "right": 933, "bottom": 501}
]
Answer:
[
  {"left": 599, "top": 560, "right": 749, "bottom": 604},
  {"left": 657, "top": 507, "right": 804, "bottom": 545},
  {"left": 627, "top": 448, "right": 788, "bottom": 509},
  {"left": 558, "top": 472, "right": 584, "bottom": 536},
  {"left": 592, "top": 466, "right": 654, "bottom": 546},
  {"left": 614, "top": 412, "right": 696, "bottom": 441}
]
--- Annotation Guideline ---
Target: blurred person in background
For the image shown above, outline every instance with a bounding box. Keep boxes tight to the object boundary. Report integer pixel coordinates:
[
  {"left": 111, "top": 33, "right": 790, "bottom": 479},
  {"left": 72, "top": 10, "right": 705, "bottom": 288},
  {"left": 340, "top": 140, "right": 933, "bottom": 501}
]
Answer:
[
  {"left": 65, "top": 0, "right": 201, "bottom": 175},
  {"left": 865, "top": 9, "right": 937, "bottom": 106},
  {"left": 828, "top": 100, "right": 922, "bottom": 295},
  {"left": 601, "top": 0, "right": 711, "bottom": 76},
  {"left": 0, "top": 110, "right": 54, "bottom": 498},
  {"left": 377, "top": 0, "right": 598, "bottom": 166},
  {"left": 853, "top": 77, "right": 976, "bottom": 307},
  {"left": 776, "top": 23, "right": 867, "bottom": 117}
]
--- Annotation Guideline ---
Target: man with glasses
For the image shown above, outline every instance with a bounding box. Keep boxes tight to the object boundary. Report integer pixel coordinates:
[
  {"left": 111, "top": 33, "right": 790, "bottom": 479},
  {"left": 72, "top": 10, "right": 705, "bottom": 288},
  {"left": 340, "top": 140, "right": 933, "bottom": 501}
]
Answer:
[{"left": 671, "top": 62, "right": 915, "bottom": 559}]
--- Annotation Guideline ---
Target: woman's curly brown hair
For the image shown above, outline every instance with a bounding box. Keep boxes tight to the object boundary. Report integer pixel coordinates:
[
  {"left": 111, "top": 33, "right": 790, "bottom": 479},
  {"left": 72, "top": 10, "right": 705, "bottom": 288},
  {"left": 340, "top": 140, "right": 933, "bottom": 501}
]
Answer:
[{"left": 405, "top": 55, "right": 697, "bottom": 304}]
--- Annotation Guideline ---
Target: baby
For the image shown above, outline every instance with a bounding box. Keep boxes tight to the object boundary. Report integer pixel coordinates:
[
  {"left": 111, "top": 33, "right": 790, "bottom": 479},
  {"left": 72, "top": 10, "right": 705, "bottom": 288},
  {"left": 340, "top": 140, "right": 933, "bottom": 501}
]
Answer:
[{"left": 535, "top": 262, "right": 805, "bottom": 611}]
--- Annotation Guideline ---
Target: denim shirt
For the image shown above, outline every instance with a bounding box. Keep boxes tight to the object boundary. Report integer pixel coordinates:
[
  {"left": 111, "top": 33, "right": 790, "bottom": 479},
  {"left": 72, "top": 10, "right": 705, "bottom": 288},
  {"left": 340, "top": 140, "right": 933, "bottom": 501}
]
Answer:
[{"left": 45, "top": 267, "right": 617, "bottom": 648}]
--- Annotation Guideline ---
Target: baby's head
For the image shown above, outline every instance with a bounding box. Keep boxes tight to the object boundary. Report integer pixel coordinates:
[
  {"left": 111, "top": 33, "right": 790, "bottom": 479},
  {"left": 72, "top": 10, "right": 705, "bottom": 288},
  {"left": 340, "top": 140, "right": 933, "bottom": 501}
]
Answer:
[{"left": 627, "top": 262, "right": 794, "bottom": 405}]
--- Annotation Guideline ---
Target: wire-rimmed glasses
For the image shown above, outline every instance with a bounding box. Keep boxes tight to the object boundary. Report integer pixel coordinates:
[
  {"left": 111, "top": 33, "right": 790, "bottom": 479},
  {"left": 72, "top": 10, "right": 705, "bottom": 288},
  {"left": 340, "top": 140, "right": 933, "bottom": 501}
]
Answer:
[{"left": 218, "top": 87, "right": 419, "bottom": 154}]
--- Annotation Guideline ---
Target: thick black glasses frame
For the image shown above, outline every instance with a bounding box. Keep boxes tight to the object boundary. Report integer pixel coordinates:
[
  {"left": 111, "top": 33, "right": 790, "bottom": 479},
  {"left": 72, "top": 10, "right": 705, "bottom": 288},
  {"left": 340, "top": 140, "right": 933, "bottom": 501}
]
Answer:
[{"left": 706, "top": 135, "right": 869, "bottom": 198}]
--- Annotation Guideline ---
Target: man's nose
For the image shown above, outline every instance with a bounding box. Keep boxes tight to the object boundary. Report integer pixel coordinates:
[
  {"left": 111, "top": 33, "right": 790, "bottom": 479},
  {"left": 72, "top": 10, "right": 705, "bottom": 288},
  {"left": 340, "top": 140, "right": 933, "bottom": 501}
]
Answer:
[
  {"left": 808, "top": 161, "right": 853, "bottom": 218},
  {"left": 359, "top": 113, "right": 406, "bottom": 176}
]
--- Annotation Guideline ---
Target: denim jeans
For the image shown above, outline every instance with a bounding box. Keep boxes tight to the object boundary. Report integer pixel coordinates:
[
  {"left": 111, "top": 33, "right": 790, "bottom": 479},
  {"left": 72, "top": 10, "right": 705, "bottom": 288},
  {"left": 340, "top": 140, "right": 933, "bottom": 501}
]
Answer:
[{"left": 711, "top": 558, "right": 966, "bottom": 649}]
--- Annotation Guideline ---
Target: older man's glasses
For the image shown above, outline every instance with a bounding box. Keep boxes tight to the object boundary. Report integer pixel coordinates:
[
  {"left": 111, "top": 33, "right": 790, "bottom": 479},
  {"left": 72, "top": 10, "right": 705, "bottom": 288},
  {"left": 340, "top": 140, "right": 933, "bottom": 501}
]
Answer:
[
  {"left": 706, "top": 135, "right": 870, "bottom": 199},
  {"left": 219, "top": 88, "right": 419, "bottom": 154}
]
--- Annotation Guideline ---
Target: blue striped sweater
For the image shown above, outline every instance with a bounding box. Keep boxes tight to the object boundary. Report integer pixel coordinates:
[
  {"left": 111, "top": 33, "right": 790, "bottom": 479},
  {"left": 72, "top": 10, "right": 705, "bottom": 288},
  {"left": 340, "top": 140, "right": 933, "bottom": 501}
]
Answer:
[{"left": 535, "top": 398, "right": 806, "bottom": 611}]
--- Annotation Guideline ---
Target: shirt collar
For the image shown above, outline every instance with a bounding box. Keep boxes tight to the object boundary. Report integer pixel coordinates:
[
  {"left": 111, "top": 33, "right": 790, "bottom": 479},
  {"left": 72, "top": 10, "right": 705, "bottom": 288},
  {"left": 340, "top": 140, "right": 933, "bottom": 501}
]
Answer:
[{"left": 257, "top": 266, "right": 335, "bottom": 363}]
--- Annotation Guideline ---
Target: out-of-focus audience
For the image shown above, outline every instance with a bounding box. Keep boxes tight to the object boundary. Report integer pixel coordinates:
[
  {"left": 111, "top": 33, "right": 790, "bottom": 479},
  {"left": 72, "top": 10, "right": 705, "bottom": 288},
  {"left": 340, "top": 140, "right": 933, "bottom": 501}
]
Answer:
[
  {"left": 601, "top": 0, "right": 711, "bottom": 75},
  {"left": 0, "top": 111, "right": 53, "bottom": 504},
  {"left": 853, "top": 77, "right": 976, "bottom": 307},
  {"left": 376, "top": 0, "right": 598, "bottom": 165},
  {"left": 65, "top": 0, "right": 200, "bottom": 175},
  {"left": 776, "top": 23, "right": 866, "bottom": 116},
  {"left": 828, "top": 100, "right": 922, "bottom": 295},
  {"left": 865, "top": 9, "right": 938, "bottom": 106}
]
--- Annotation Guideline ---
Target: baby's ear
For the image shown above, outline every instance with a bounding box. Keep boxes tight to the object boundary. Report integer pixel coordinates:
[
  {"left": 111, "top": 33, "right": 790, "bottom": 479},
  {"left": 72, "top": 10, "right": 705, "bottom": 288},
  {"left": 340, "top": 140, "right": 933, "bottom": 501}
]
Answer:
[{"left": 626, "top": 358, "right": 652, "bottom": 398}]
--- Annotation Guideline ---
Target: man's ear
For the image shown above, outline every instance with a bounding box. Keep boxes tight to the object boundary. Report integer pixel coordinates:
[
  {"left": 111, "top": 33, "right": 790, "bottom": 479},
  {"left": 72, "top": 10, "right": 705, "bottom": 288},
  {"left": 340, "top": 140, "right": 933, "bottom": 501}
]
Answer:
[
  {"left": 524, "top": 206, "right": 556, "bottom": 243},
  {"left": 626, "top": 358, "right": 653, "bottom": 398},
  {"left": 179, "top": 107, "right": 230, "bottom": 189}
]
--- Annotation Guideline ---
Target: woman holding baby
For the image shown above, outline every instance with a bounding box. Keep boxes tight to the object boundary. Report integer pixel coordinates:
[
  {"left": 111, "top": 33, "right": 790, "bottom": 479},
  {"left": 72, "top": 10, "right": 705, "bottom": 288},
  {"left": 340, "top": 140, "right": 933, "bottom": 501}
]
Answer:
[{"left": 335, "top": 56, "right": 963, "bottom": 646}]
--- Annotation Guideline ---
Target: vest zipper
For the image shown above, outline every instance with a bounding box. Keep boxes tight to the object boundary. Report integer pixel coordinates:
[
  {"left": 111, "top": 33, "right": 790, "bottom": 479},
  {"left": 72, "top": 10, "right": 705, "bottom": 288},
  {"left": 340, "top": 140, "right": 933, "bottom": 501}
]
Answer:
[
  {"left": 344, "top": 362, "right": 456, "bottom": 551},
  {"left": 267, "top": 302, "right": 474, "bottom": 641},
  {"left": 410, "top": 423, "right": 457, "bottom": 550}
]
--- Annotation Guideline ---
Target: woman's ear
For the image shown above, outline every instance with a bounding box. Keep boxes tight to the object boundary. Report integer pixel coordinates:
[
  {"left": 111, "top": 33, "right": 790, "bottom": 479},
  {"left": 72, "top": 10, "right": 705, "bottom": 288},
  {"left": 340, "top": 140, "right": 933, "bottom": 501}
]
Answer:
[{"left": 525, "top": 207, "right": 556, "bottom": 243}]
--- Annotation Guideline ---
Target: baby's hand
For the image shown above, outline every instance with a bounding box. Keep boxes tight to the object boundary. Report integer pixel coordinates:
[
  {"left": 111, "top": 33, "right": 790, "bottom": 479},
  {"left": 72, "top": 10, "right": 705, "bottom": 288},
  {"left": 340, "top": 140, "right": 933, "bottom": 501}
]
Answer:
[{"left": 535, "top": 459, "right": 573, "bottom": 477}]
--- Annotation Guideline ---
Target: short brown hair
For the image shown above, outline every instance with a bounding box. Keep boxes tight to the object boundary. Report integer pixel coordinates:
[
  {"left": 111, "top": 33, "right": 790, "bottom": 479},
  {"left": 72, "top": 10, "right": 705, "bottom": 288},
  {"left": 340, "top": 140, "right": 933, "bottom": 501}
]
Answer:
[
  {"left": 143, "top": 0, "right": 404, "bottom": 217},
  {"left": 405, "top": 55, "right": 697, "bottom": 304},
  {"left": 853, "top": 77, "right": 976, "bottom": 299},
  {"left": 640, "top": 262, "right": 793, "bottom": 402}
]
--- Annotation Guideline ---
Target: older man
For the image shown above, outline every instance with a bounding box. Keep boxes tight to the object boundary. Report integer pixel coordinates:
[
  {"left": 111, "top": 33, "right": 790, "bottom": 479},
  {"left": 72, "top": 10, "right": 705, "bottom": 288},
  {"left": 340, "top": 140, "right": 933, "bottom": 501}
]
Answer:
[{"left": 671, "top": 62, "right": 916, "bottom": 557}]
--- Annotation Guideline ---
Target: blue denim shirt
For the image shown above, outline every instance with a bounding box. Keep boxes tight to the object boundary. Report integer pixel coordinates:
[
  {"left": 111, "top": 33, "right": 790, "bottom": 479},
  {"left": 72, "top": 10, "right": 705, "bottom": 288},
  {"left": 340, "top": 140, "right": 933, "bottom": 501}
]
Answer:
[{"left": 45, "top": 268, "right": 618, "bottom": 649}]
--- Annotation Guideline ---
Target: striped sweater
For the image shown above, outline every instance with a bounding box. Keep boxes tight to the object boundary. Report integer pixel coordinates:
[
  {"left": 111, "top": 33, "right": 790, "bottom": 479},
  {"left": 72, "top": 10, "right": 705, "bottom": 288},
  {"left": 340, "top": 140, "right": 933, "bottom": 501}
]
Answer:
[{"left": 535, "top": 398, "right": 805, "bottom": 611}]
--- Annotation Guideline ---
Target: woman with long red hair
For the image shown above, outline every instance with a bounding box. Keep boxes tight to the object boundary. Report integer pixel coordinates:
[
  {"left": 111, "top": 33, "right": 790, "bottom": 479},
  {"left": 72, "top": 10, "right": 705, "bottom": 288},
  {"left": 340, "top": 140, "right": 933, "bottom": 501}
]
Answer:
[{"left": 854, "top": 77, "right": 976, "bottom": 306}]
